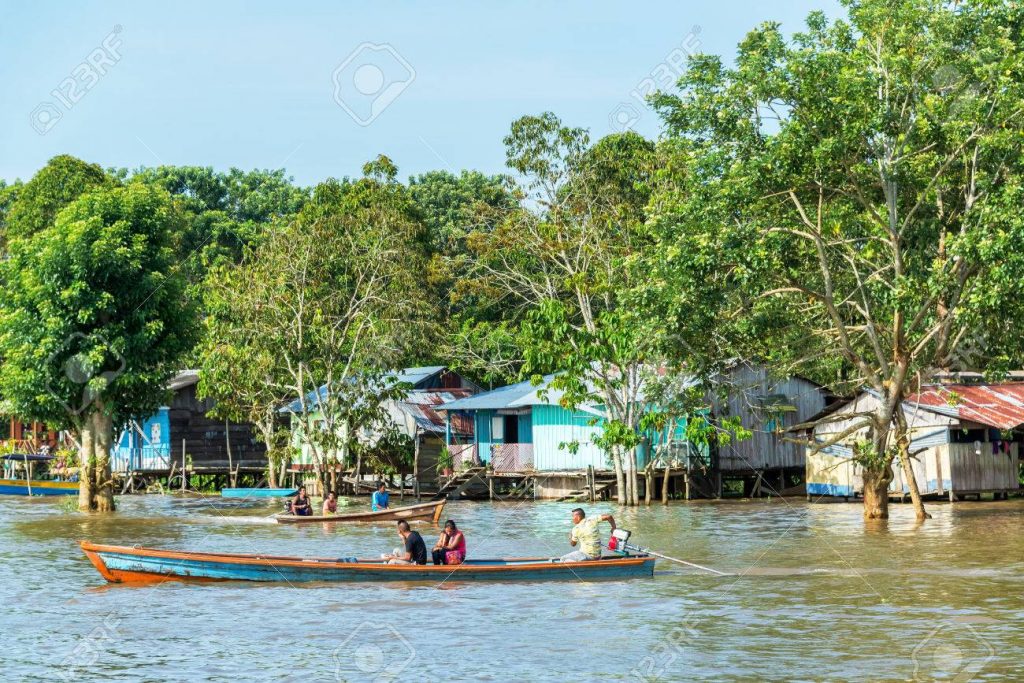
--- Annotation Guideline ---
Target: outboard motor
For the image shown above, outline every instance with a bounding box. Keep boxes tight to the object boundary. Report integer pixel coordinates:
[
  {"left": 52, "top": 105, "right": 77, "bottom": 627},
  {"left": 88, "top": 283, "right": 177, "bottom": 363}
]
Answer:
[{"left": 608, "top": 528, "right": 632, "bottom": 554}]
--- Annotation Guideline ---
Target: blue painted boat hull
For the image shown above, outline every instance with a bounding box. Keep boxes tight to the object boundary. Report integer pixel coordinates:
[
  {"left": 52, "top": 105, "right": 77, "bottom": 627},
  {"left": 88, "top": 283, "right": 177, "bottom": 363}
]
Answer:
[
  {"left": 80, "top": 542, "right": 656, "bottom": 584},
  {"left": 220, "top": 488, "right": 298, "bottom": 498},
  {"left": 0, "top": 479, "right": 79, "bottom": 496}
]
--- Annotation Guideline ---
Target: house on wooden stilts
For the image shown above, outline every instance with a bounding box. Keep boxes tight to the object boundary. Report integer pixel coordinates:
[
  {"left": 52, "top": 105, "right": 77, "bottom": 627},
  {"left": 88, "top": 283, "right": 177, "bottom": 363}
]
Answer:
[{"left": 805, "top": 381, "right": 1023, "bottom": 502}]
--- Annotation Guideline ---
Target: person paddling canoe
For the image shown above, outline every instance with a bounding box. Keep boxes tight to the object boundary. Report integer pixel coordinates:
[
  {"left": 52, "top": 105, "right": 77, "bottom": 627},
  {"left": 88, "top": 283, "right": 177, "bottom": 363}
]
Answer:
[
  {"left": 559, "top": 507, "right": 615, "bottom": 562},
  {"left": 290, "top": 485, "right": 312, "bottom": 516},
  {"left": 371, "top": 482, "right": 389, "bottom": 511}
]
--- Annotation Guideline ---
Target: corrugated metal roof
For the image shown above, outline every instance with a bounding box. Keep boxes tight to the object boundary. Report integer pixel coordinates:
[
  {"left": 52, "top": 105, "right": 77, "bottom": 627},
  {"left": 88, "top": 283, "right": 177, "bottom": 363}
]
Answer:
[
  {"left": 438, "top": 375, "right": 558, "bottom": 411},
  {"left": 394, "top": 389, "right": 474, "bottom": 434},
  {"left": 281, "top": 366, "right": 450, "bottom": 413},
  {"left": 910, "top": 384, "right": 1024, "bottom": 430},
  {"left": 168, "top": 369, "right": 200, "bottom": 391}
]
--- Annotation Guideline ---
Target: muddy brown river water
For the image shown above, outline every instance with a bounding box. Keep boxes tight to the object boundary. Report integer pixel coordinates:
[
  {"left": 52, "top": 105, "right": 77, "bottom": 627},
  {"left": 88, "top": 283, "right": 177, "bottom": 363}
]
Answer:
[{"left": 1, "top": 494, "right": 1021, "bottom": 681}]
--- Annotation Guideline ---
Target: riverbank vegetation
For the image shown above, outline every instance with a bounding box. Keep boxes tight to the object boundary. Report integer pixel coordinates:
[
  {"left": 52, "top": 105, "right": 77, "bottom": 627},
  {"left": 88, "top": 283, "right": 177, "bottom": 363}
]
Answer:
[{"left": 1, "top": 0, "right": 1023, "bottom": 517}]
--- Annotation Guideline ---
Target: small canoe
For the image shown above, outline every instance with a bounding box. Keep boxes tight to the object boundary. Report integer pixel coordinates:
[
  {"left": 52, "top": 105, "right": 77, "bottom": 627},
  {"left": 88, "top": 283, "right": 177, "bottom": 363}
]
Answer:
[
  {"left": 0, "top": 478, "right": 79, "bottom": 496},
  {"left": 276, "top": 499, "right": 446, "bottom": 525},
  {"left": 79, "top": 541, "right": 656, "bottom": 584},
  {"left": 220, "top": 488, "right": 298, "bottom": 498}
]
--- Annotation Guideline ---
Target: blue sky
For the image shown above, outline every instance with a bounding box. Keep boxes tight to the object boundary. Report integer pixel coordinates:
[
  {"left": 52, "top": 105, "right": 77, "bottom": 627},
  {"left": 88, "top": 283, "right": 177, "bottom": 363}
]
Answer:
[{"left": 0, "top": 0, "right": 839, "bottom": 186}]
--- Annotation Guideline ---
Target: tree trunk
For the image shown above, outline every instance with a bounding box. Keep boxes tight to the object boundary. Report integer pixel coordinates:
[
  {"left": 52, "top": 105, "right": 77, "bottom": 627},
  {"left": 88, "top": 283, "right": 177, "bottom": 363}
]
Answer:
[
  {"left": 861, "top": 463, "right": 892, "bottom": 520},
  {"left": 643, "top": 462, "right": 653, "bottom": 506},
  {"left": 893, "top": 410, "right": 931, "bottom": 521},
  {"left": 662, "top": 462, "right": 671, "bottom": 505},
  {"left": 92, "top": 411, "right": 115, "bottom": 512},
  {"left": 627, "top": 447, "right": 640, "bottom": 506},
  {"left": 612, "top": 449, "right": 625, "bottom": 505},
  {"left": 78, "top": 418, "right": 95, "bottom": 512}
]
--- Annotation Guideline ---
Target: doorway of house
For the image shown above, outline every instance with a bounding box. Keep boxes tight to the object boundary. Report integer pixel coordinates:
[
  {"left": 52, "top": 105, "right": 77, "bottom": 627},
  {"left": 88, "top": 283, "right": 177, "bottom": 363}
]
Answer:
[{"left": 503, "top": 414, "right": 519, "bottom": 444}]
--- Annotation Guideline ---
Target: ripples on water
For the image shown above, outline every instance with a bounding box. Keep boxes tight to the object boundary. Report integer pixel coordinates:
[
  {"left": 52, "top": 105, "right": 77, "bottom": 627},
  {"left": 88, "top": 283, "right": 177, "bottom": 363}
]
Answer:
[{"left": 1, "top": 494, "right": 1022, "bottom": 681}]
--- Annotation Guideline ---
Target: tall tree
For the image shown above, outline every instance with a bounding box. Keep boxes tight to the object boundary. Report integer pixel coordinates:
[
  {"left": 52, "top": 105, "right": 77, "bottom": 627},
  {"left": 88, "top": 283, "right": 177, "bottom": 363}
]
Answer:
[
  {"left": 130, "top": 166, "right": 309, "bottom": 282},
  {"left": 3, "top": 155, "right": 110, "bottom": 243},
  {"left": 200, "top": 157, "right": 432, "bottom": 494},
  {"left": 461, "top": 113, "right": 666, "bottom": 504},
  {"left": 0, "top": 182, "right": 196, "bottom": 511},
  {"left": 649, "top": 0, "right": 1024, "bottom": 519}
]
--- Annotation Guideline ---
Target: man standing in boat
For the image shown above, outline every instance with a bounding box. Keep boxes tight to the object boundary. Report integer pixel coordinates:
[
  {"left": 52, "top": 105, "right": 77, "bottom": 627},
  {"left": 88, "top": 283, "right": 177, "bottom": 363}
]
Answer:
[
  {"left": 385, "top": 520, "right": 427, "bottom": 565},
  {"left": 371, "top": 482, "right": 389, "bottom": 511},
  {"left": 560, "top": 508, "right": 615, "bottom": 562}
]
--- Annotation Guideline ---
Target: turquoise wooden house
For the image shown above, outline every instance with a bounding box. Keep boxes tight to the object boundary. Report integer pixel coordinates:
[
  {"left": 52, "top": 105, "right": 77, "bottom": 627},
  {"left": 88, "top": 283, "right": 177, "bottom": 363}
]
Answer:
[{"left": 438, "top": 375, "right": 702, "bottom": 481}]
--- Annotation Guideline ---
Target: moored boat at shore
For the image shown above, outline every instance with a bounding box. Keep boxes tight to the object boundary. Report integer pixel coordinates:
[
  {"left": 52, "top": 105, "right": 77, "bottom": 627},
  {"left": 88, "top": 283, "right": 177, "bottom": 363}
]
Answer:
[
  {"left": 79, "top": 541, "right": 655, "bottom": 583},
  {"left": 220, "top": 487, "right": 297, "bottom": 498},
  {"left": 275, "top": 499, "right": 446, "bottom": 525},
  {"left": 0, "top": 453, "right": 78, "bottom": 496}
]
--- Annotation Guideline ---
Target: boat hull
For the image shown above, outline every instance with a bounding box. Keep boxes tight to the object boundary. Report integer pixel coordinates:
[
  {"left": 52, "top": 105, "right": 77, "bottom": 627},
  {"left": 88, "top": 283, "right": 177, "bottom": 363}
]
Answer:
[
  {"left": 276, "top": 500, "right": 446, "bottom": 525},
  {"left": 79, "top": 542, "right": 655, "bottom": 584},
  {"left": 220, "top": 488, "right": 298, "bottom": 498},
  {"left": 0, "top": 479, "right": 79, "bottom": 496}
]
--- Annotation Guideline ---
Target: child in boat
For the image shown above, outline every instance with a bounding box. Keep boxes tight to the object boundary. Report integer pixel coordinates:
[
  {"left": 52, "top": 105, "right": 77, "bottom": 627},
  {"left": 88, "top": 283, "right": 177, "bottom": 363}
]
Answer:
[
  {"left": 431, "top": 519, "right": 466, "bottom": 565},
  {"left": 322, "top": 490, "right": 337, "bottom": 515},
  {"left": 371, "top": 482, "right": 389, "bottom": 511},
  {"left": 291, "top": 485, "right": 312, "bottom": 516}
]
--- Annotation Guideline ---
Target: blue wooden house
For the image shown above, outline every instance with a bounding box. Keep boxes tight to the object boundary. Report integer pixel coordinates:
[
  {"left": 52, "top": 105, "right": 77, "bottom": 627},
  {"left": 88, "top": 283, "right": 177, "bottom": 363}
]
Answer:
[{"left": 438, "top": 374, "right": 706, "bottom": 497}]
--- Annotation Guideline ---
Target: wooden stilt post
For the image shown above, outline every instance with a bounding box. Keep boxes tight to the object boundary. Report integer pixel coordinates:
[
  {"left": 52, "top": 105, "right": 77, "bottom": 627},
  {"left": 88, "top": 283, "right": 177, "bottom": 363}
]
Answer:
[
  {"left": 181, "top": 439, "right": 187, "bottom": 492},
  {"left": 413, "top": 427, "right": 421, "bottom": 502},
  {"left": 488, "top": 475, "right": 494, "bottom": 500}
]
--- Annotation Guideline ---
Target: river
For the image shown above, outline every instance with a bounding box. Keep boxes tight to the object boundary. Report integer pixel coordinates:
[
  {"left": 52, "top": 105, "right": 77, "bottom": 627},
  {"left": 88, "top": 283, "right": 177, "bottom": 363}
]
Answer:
[{"left": 1, "top": 494, "right": 1021, "bottom": 681}]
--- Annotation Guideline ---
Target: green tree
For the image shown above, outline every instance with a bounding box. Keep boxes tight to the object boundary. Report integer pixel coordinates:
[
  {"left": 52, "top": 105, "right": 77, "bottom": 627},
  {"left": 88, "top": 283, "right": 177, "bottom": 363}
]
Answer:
[
  {"left": 130, "top": 166, "right": 309, "bottom": 282},
  {"left": 3, "top": 155, "right": 110, "bottom": 243},
  {"left": 461, "top": 113, "right": 670, "bottom": 504},
  {"left": 649, "top": 0, "right": 1024, "bottom": 519},
  {"left": 0, "top": 182, "right": 197, "bottom": 511},
  {"left": 200, "top": 157, "right": 432, "bottom": 494}
]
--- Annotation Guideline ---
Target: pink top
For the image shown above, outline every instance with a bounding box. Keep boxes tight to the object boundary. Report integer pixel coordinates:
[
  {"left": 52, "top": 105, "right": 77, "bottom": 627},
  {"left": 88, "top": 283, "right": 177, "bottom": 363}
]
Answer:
[{"left": 446, "top": 531, "right": 467, "bottom": 559}]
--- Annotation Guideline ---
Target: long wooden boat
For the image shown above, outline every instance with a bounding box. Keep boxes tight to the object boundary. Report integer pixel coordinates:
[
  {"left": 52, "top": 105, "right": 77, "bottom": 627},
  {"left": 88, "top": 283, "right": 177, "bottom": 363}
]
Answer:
[
  {"left": 220, "top": 487, "right": 297, "bottom": 498},
  {"left": 79, "top": 541, "right": 655, "bottom": 584},
  {"left": 276, "top": 499, "right": 446, "bottom": 525},
  {"left": 0, "top": 478, "right": 79, "bottom": 496}
]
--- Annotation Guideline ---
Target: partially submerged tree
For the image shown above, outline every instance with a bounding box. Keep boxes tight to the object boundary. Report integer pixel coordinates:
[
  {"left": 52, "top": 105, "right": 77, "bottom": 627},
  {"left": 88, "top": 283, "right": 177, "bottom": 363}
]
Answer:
[
  {"left": 650, "top": 0, "right": 1024, "bottom": 519},
  {"left": 0, "top": 182, "right": 196, "bottom": 511}
]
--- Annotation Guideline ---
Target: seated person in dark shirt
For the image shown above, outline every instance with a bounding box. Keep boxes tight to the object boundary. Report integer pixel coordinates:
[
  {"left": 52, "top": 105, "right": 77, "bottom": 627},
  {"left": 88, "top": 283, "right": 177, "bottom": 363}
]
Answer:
[
  {"left": 385, "top": 520, "right": 427, "bottom": 565},
  {"left": 290, "top": 485, "right": 313, "bottom": 516}
]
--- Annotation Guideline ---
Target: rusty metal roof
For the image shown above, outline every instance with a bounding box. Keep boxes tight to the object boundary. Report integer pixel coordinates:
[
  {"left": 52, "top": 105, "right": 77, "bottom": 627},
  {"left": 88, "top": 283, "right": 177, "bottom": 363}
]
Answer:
[
  {"left": 910, "top": 383, "right": 1024, "bottom": 430},
  {"left": 396, "top": 389, "right": 475, "bottom": 435}
]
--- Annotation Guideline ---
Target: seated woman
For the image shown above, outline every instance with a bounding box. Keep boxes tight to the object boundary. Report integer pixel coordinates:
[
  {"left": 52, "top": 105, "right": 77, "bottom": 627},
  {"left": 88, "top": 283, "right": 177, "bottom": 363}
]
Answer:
[
  {"left": 322, "top": 490, "right": 337, "bottom": 515},
  {"left": 291, "top": 485, "right": 313, "bottom": 516},
  {"left": 431, "top": 519, "right": 467, "bottom": 565}
]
